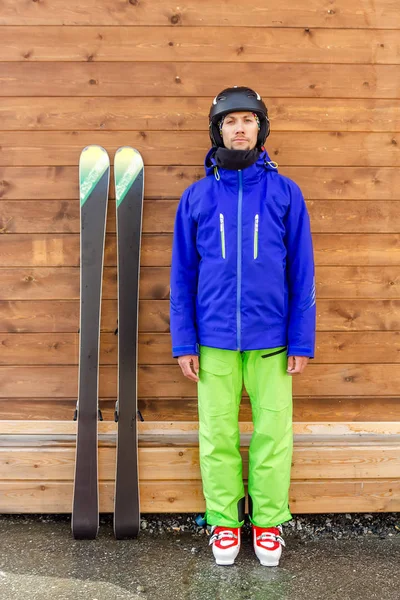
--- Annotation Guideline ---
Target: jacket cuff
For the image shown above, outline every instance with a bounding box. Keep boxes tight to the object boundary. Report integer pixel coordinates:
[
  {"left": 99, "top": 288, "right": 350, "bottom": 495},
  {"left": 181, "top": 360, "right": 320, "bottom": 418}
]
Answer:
[
  {"left": 172, "top": 343, "right": 200, "bottom": 358},
  {"left": 287, "top": 346, "right": 314, "bottom": 358}
]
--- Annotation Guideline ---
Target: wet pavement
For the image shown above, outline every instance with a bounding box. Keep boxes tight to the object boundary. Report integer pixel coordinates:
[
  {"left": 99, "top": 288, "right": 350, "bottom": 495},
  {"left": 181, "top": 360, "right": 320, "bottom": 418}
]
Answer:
[{"left": 0, "top": 515, "right": 398, "bottom": 600}]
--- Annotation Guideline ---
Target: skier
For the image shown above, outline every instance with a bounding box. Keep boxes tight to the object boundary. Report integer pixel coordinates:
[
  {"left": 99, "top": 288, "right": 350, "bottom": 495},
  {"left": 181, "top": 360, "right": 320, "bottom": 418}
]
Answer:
[{"left": 169, "top": 87, "right": 316, "bottom": 566}]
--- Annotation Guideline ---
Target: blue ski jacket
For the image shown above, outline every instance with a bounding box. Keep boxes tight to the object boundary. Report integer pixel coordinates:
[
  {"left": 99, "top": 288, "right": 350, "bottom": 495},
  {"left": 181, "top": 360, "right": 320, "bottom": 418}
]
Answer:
[{"left": 170, "top": 148, "right": 316, "bottom": 358}]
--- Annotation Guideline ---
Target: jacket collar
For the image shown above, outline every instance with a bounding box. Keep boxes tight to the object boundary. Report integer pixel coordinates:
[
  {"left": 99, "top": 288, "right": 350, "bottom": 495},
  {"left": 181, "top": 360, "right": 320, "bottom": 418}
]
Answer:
[{"left": 204, "top": 147, "right": 278, "bottom": 186}]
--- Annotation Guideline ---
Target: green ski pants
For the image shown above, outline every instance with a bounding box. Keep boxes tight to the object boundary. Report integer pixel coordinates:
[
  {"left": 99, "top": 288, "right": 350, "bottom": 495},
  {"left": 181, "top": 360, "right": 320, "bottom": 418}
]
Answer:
[{"left": 197, "top": 344, "right": 293, "bottom": 529}]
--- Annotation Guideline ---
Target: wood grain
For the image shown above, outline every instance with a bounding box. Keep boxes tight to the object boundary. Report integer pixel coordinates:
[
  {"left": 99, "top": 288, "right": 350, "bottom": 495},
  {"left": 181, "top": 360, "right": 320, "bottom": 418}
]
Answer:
[
  {"left": 139, "top": 397, "right": 400, "bottom": 424},
  {"left": 0, "top": 479, "right": 396, "bottom": 513},
  {"left": 1, "top": 233, "right": 399, "bottom": 267},
  {"left": 0, "top": 444, "right": 397, "bottom": 480},
  {"left": 0, "top": 363, "right": 399, "bottom": 398},
  {"left": 1, "top": 63, "right": 400, "bottom": 99},
  {"left": 2, "top": 200, "right": 400, "bottom": 235},
  {"left": 1, "top": 420, "right": 398, "bottom": 436},
  {"left": 0, "top": 299, "right": 166, "bottom": 333},
  {"left": 1, "top": 98, "right": 400, "bottom": 132},
  {"left": 0, "top": 396, "right": 397, "bottom": 422},
  {"left": 0, "top": 0, "right": 399, "bottom": 28},
  {"left": 0, "top": 332, "right": 399, "bottom": 365},
  {"left": 2, "top": 131, "right": 400, "bottom": 167},
  {"left": 0, "top": 299, "right": 398, "bottom": 334},
  {"left": 2, "top": 166, "right": 400, "bottom": 200},
  {"left": 2, "top": 27, "right": 400, "bottom": 64},
  {"left": 0, "top": 266, "right": 398, "bottom": 301}
]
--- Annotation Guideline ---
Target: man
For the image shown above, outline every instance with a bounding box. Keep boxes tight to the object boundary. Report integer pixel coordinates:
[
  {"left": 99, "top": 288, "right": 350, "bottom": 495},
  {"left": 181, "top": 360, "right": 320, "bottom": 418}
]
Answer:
[{"left": 169, "top": 87, "right": 316, "bottom": 566}]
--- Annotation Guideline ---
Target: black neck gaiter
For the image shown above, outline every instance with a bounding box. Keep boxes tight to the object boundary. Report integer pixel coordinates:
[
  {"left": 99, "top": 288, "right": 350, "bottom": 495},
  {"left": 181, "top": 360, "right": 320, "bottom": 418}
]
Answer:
[{"left": 213, "top": 147, "right": 261, "bottom": 171}]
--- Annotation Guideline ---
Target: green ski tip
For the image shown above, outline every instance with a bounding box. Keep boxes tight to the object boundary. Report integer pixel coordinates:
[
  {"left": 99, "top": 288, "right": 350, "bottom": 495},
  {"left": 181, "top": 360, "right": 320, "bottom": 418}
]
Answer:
[
  {"left": 114, "top": 147, "right": 144, "bottom": 208},
  {"left": 79, "top": 145, "right": 110, "bottom": 207}
]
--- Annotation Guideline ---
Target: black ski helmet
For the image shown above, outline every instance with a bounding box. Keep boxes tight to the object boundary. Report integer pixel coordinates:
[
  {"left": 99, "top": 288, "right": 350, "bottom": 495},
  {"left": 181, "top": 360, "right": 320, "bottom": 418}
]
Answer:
[{"left": 209, "top": 86, "right": 270, "bottom": 148}]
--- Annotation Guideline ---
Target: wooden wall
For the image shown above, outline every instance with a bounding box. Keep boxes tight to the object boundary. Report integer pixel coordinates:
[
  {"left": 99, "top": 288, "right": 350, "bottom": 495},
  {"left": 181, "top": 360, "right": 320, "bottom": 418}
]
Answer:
[{"left": 0, "top": 1, "right": 399, "bottom": 513}]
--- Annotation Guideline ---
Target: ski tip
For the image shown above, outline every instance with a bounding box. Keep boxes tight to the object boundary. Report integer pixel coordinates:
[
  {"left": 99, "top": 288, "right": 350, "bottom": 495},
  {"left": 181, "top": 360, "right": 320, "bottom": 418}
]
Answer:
[
  {"left": 114, "top": 147, "right": 144, "bottom": 207},
  {"left": 114, "top": 147, "right": 144, "bottom": 166},
  {"left": 115, "top": 146, "right": 142, "bottom": 155},
  {"left": 79, "top": 145, "right": 110, "bottom": 206},
  {"left": 80, "top": 145, "right": 109, "bottom": 158},
  {"left": 79, "top": 145, "right": 110, "bottom": 172}
]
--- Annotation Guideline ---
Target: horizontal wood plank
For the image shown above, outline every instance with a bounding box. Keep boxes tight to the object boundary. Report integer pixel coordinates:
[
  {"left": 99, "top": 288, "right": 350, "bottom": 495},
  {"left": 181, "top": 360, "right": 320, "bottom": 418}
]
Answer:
[
  {"left": 313, "top": 234, "right": 400, "bottom": 266},
  {"left": 289, "top": 479, "right": 400, "bottom": 513},
  {"left": 0, "top": 299, "right": 399, "bottom": 334},
  {"left": 1, "top": 233, "right": 400, "bottom": 267},
  {"left": 0, "top": 299, "right": 161, "bottom": 333},
  {"left": 0, "top": 0, "right": 399, "bottom": 28},
  {"left": 2, "top": 200, "right": 400, "bottom": 235},
  {"left": 1, "top": 420, "right": 399, "bottom": 436},
  {"left": 1, "top": 332, "right": 399, "bottom": 365},
  {"left": 1, "top": 97, "right": 400, "bottom": 132},
  {"left": 2, "top": 166, "right": 400, "bottom": 200},
  {"left": 307, "top": 201, "right": 400, "bottom": 233},
  {"left": 0, "top": 364, "right": 399, "bottom": 397},
  {"left": 0, "top": 266, "right": 399, "bottom": 301},
  {"left": 2, "top": 27, "right": 400, "bottom": 64},
  {"left": 1, "top": 63, "right": 400, "bottom": 99},
  {"left": 0, "top": 396, "right": 398, "bottom": 422},
  {"left": 140, "top": 397, "right": 400, "bottom": 423},
  {"left": 0, "top": 479, "right": 396, "bottom": 513},
  {"left": 0, "top": 166, "right": 207, "bottom": 199},
  {"left": 0, "top": 444, "right": 398, "bottom": 480},
  {"left": 2, "top": 131, "right": 400, "bottom": 168}
]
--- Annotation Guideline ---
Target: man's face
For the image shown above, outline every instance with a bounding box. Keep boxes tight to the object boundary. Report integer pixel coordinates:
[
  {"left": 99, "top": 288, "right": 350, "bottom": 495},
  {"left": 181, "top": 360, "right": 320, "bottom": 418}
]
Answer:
[{"left": 220, "top": 111, "right": 259, "bottom": 150}]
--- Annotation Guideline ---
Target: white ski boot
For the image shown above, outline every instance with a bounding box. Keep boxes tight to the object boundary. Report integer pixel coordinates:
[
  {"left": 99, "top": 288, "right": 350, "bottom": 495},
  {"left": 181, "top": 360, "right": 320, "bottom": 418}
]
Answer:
[
  {"left": 252, "top": 524, "right": 286, "bottom": 566},
  {"left": 209, "top": 526, "right": 241, "bottom": 566}
]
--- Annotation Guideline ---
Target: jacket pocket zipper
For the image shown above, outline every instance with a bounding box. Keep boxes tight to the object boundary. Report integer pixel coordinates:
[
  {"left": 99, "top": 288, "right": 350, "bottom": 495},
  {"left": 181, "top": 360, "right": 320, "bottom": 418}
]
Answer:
[
  {"left": 220, "top": 213, "right": 226, "bottom": 259},
  {"left": 254, "top": 214, "right": 259, "bottom": 259},
  {"left": 261, "top": 346, "right": 287, "bottom": 359}
]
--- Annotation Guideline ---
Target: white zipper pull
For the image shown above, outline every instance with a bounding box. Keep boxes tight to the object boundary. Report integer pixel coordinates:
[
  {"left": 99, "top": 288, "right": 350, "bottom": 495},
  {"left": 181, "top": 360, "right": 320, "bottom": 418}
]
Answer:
[
  {"left": 254, "top": 214, "right": 259, "bottom": 259},
  {"left": 220, "top": 213, "right": 226, "bottom": 259}
]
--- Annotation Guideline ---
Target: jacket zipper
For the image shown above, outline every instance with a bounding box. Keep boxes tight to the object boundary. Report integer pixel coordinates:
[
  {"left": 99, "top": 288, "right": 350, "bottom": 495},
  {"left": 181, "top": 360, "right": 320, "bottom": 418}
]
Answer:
[
  {"left": 219, "top": 213, "right": 226, "bottom": 259},
  {"left": 254, "top": 214, "right": 259, "bottom": 259},
  {"left": 261, "top": 347, "right": 287, "bottom": 359},
  {"left": 237, "top": 170, "right": 243, "bottom": 350}
]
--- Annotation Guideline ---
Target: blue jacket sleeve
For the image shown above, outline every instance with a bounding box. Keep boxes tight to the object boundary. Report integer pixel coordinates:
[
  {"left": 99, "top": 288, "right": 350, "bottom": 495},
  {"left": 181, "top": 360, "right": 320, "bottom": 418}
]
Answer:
[
  {"left": 169, "top": 188, "right": 200, "bottom": 358},
  {"left": 285, "top": 182, "right": 316, "bottom": 358}
]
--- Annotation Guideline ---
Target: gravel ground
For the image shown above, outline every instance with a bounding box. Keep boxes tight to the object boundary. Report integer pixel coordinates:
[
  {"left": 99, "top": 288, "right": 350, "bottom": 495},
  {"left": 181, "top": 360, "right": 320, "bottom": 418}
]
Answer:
[
  {"left": 1, "top": 512, "right": 398, "bottom": 541},
  {"left": 136, "top": 512, "right": 400, "bottom": 540}
]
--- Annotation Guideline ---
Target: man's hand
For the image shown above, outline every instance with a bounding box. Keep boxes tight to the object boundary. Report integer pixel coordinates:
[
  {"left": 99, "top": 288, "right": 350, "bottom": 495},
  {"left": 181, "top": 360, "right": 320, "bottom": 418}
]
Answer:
[
  {"left": 177, "top": 354, "right": 200, "bottom": 382},
  {"left": 287, "top": 355, "right": 309, "bottom": 375}
]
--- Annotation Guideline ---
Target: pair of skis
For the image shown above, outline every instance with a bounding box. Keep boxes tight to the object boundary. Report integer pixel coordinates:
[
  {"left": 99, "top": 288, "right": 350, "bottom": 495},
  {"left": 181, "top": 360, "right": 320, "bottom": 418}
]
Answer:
[{"left": 72, "top": 145, "right": 144, "bottom": 540}]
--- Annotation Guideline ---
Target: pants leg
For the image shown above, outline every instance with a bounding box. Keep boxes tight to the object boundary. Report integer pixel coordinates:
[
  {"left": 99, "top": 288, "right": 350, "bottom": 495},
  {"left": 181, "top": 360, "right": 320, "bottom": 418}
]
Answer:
[
  {"left": 243, "top": 347, "right": 293, "bottom": 528},
  {"left": 197, "top": 345, "right": 245, "bottom": 528}
]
